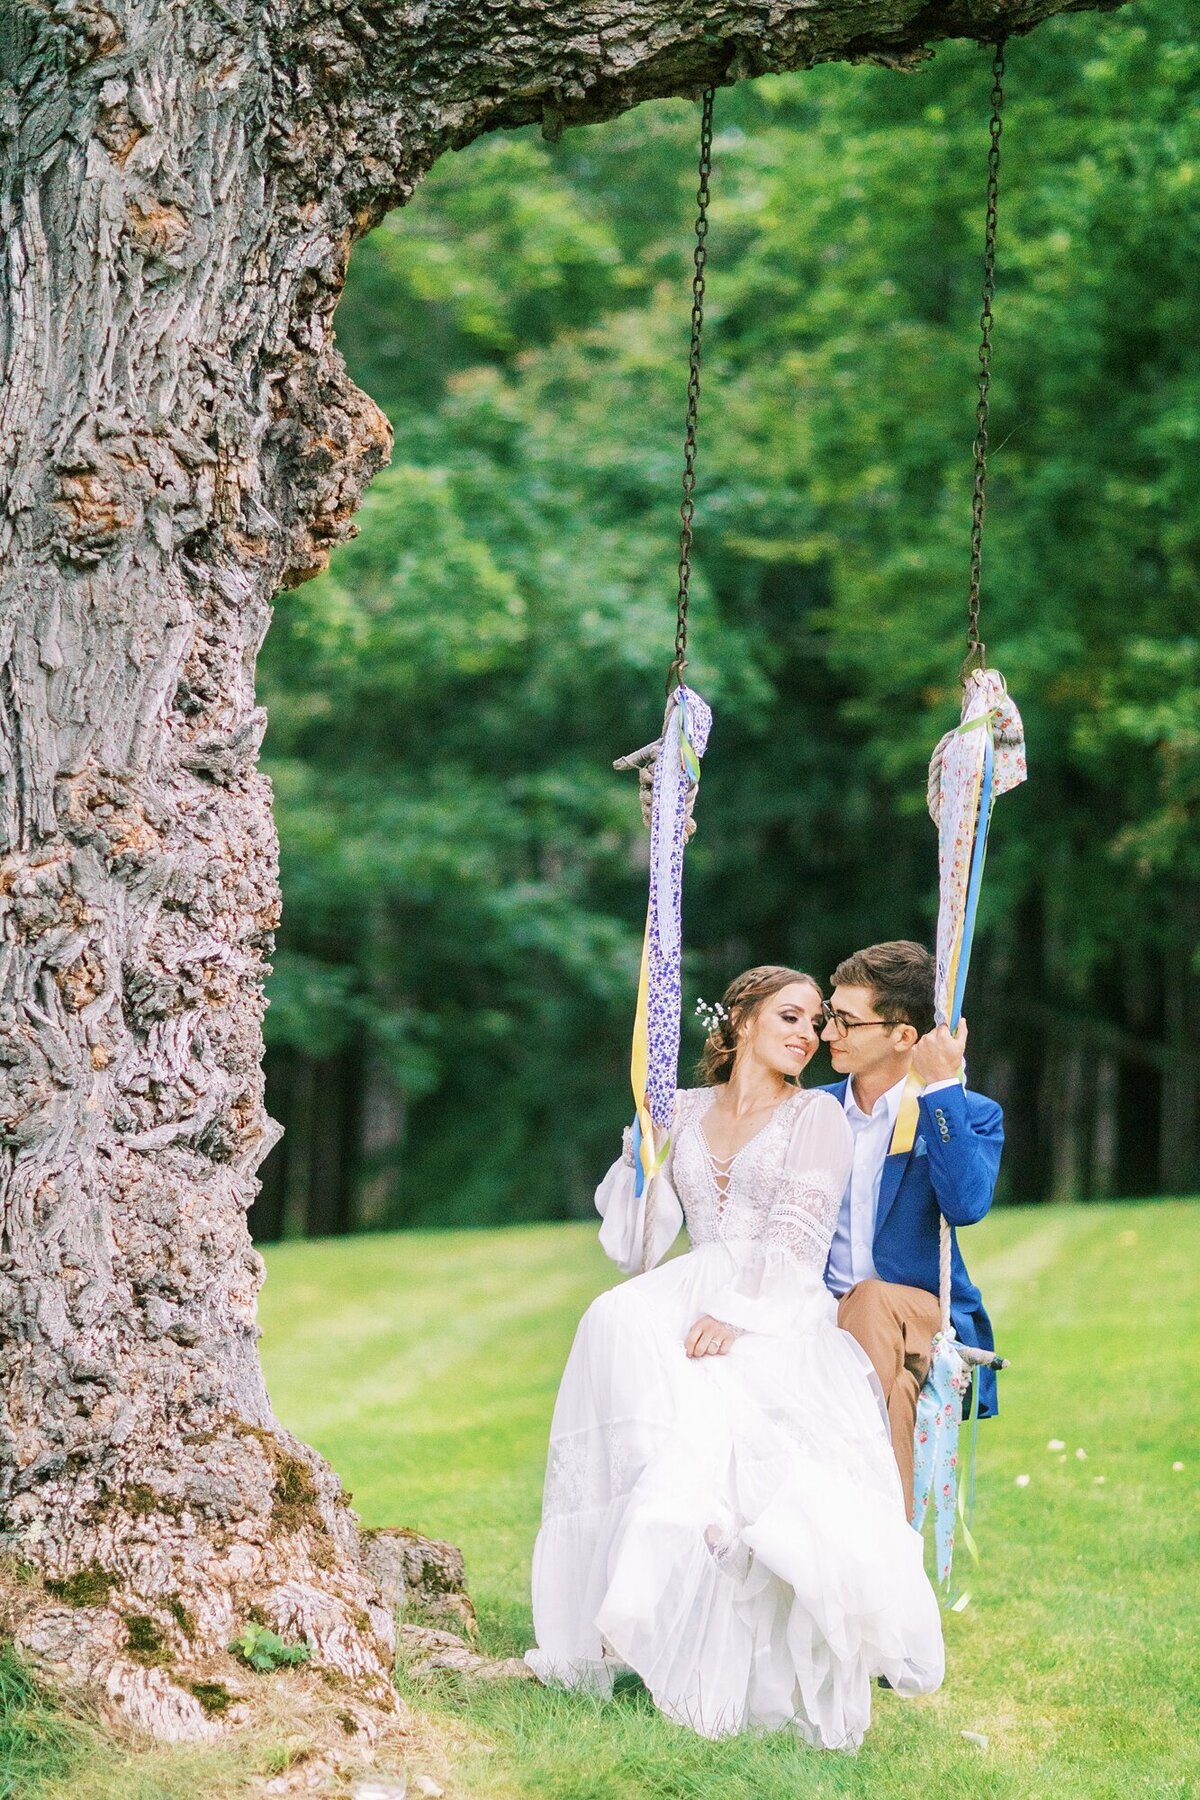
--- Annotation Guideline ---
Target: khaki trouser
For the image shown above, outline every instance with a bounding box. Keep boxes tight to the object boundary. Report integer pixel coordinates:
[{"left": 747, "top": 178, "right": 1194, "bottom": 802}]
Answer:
[{"left": 837, "top": 1278, "right": 941, "bottom": 1519}]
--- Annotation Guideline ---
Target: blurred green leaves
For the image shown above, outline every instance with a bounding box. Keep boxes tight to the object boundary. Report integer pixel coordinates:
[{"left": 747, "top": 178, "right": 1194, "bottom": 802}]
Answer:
[{"left": 259, "top": 2, "right": 1199, "bottom": 1220}]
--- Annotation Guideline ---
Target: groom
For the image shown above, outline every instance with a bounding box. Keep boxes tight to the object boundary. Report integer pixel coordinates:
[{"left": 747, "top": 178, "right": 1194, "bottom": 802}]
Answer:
[{"left": 818, "top": 940, "right": 1003, "bottom": 1517}]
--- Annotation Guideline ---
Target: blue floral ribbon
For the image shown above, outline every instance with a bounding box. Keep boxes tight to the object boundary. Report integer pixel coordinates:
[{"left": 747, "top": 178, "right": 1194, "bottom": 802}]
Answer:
[{"left": 630, "top": 685, "right": 712, "bottom": 1197}]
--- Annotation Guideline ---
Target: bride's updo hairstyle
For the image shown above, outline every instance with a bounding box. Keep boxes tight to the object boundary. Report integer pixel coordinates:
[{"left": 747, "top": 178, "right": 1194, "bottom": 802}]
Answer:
[{"left": 697, "top": 964, "right": 822, "bottom": 1086}]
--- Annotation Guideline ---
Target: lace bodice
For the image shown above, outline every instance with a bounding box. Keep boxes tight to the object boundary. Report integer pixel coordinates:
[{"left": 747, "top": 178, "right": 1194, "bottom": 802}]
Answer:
[
  {"left": 597, "top": 1083, "right": 854, "bottom": 1289},
  {"left": 668, "top": 1087, "right": 848, "bottom": 1273}
]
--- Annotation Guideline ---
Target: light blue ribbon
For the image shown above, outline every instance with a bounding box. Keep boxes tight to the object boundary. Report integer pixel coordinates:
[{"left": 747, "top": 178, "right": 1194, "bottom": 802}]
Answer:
[
  {"left": 950, "top": 719, "right": 995, "bottom": 1030},
  {"left": 911, "top": 1332, "right": 978, "bottom": 1597}
]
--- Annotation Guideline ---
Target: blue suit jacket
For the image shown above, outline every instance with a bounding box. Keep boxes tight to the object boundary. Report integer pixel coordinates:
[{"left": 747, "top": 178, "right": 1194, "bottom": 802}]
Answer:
[{"left": 821, "top": 1078, "right": 1003, "bottom": 1419}]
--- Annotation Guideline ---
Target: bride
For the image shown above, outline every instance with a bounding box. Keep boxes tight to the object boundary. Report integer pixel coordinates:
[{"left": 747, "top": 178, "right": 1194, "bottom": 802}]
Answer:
[{"left": 525, "top": 964, "right": 944, "bottom": 1750}]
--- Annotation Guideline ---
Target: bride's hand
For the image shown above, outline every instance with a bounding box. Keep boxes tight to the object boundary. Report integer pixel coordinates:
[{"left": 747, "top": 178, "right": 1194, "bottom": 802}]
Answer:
[{"left": 685, "top": 1314, "right": 738, "bottom": 1358}]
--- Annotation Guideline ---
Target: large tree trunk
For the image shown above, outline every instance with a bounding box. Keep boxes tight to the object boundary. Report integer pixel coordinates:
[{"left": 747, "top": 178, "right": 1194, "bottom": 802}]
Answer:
[{"left": 0, "top": 0, "right": 1129, "bottom": 1740}]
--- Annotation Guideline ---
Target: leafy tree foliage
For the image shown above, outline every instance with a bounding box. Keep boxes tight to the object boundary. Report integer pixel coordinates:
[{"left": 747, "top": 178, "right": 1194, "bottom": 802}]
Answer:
[{"left": 255, "top": 3, "right": 1198, "bottom": 1233}]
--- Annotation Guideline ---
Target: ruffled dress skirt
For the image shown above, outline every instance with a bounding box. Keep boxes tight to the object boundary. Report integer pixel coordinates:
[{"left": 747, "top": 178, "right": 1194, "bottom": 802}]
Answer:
[{"left": 525, "top": 1243, "right": 944, "bottom": 1750}]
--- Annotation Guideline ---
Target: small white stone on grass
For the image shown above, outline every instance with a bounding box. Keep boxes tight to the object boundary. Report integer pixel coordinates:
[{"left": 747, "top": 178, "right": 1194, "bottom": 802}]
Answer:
[
  {"left": 961, "top": 1730, "right": 990, "bottom": 1749},
  {"left": 1015, "top": 1474, "right": 1030, "bottom": 1488},
  {"left": 1047, "top": 1438, "right": 1065, "bottom": 1451},
  {"left": 1173, "top": 1462, "right": 1184, "bottom": 1472},
  {"left": 414, "top": 1781, "right": 445, "bottom": 1799},
  {"left": 1075, "top": 1448, "right": 1088, "bottom": 1460},
  {"left": 1093, "top": 1475, "right": 1106, "bottom": 1485}
]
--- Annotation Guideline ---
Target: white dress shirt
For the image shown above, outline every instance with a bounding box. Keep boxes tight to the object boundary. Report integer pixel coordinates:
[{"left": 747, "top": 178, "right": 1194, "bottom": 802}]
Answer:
[{"left": 826, "top": 1073, "right": 960, "bottom": 1296}]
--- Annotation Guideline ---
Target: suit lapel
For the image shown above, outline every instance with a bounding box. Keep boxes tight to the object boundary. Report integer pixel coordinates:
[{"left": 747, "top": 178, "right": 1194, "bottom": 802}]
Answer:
[
  {"left": 824, "top": 1074, "right": 916, "bottom": 1241},
  {"left": 875, "top": 1147, "right": 910, "bottom": 1235}
]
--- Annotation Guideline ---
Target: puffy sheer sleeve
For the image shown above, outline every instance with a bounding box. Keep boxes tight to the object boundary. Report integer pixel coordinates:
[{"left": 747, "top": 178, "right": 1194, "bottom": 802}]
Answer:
[
  {"left": 595, "top": 1094, "right": 687, "bottom": 1275},
  {"left": 707, "top": 1090, "right": 853, "bottom": 1336}
]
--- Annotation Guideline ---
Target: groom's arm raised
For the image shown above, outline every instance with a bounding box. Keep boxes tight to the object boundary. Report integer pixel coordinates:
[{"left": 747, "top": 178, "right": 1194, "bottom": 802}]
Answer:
[{"left": 913, "top": 1023, "right": 1004, "bottom": 1228}]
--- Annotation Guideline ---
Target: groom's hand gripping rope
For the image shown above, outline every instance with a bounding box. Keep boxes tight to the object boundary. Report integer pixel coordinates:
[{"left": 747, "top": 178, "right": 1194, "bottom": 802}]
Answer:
[
  {"left": 685, "top": 1314, "right": 738, "bottom": 1358},
  {"left": 912, "top": 1018, "right": 969, "bottom": 1086}
]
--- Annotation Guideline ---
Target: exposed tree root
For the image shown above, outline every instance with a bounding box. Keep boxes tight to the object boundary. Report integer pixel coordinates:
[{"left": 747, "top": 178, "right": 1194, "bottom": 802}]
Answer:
[
  {"left": 0, "top": 1525, "right": 520, "bottom": 1792},
  {"left": 399, "top": 1623, "right": 535, "bottom": 1686},
  {"left": 0, "top": 1520, "right": 483, "bottom": 1741}
]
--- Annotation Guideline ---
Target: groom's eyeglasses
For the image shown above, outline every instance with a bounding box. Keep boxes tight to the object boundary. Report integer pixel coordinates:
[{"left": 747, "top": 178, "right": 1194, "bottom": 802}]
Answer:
[{"left": 816, "top": 1006, "right": 904, "bottom": 1038}]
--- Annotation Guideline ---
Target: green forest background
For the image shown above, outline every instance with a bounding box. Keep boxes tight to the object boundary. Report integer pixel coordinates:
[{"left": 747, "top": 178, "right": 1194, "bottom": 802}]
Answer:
[{"left": 249, "top": 1, "right": 1198, "bottom": 1242}]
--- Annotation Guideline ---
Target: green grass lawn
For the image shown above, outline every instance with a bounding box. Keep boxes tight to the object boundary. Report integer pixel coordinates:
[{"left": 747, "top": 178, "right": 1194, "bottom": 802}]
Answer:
[
  {"left": 256, "top": 1201, "right": 1200, "bottom": 1800},
  {"left": 5, "top": 1202, "right": 1198, "bottom": 1798}
]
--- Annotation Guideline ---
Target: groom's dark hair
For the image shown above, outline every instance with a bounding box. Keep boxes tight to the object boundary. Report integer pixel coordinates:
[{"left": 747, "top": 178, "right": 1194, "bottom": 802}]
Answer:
[{"left": 831, "top": 941, "right": 936, "bottom": 1038}]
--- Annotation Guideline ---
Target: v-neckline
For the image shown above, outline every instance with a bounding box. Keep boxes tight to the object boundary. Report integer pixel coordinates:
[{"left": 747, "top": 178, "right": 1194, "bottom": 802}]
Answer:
[{"left": 697, "top": 1088, "right": 798, "bottom": 1171}]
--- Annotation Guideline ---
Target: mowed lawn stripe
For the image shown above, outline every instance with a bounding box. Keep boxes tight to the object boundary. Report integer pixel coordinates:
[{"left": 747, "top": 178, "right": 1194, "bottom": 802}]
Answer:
[
  {"left": 260, "top": 1223, "right": 608, "bottom": 1594},
  {"left": 262, "top": 1223, "right": 600, "bottom": 1430}
]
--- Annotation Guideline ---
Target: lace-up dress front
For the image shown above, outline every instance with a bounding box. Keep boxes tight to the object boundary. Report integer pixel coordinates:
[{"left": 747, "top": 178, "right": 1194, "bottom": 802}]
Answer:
[{"left": 526, "top": 1087, "right": 944, "bottom": 1750}]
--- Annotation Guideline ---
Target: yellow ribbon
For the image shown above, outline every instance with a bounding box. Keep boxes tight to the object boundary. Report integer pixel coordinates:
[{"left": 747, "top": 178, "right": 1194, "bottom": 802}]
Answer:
[{"left": 888, "top": 1070, "right": 926, "bottom": 1156}]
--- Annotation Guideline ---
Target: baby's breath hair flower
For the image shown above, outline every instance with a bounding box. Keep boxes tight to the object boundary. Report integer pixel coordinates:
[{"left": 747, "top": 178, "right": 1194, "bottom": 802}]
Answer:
[{"left": 694, "top": 997, "right": 728, "bottom": 1033}]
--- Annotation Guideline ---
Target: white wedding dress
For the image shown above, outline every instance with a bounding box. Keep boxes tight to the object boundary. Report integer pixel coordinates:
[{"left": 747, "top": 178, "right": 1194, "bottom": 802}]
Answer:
[{"left": 525, "top": 1085, "right": 944, "bottom": 1751}]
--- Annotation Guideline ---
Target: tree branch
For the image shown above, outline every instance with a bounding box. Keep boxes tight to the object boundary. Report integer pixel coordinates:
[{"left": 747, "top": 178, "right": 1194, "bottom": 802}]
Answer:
[{"left": 270, "top": 0, "right": 1133, "bottom": 221}]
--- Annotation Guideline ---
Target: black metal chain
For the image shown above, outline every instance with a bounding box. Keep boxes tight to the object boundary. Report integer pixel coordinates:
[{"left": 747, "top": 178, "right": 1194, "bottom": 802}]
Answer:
[
  {"left": 964, "top": 40, "right": 1006, "bottom": 683},
  {"left": 669, "top": 88, "right": 715, "bottom": 694}
]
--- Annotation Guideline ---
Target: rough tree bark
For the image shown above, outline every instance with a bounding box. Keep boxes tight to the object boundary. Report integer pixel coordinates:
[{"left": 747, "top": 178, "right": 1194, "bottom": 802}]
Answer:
[{"left": 0, "top": 0, "right": 1128, "bottom": 1742}]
